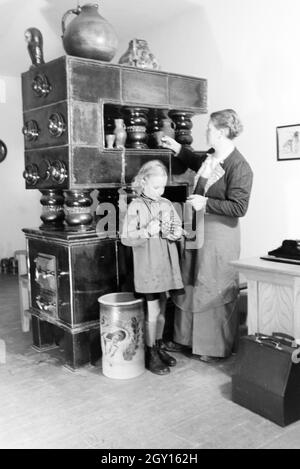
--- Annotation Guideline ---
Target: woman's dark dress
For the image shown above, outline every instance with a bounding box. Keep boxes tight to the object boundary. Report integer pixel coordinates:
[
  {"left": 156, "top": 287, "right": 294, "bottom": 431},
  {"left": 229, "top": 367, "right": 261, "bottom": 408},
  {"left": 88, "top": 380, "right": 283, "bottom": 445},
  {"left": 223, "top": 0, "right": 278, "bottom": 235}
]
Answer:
[{"left": 173, "top": 146, "right": 253, "bottom": 357}]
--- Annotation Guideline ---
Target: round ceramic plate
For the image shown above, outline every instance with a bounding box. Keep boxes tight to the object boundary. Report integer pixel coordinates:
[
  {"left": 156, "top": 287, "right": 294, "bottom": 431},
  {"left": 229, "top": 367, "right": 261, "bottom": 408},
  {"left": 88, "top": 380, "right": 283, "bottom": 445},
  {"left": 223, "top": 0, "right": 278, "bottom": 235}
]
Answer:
[{"left": 0, "top": 139, "right": 7, "bottom": 162}]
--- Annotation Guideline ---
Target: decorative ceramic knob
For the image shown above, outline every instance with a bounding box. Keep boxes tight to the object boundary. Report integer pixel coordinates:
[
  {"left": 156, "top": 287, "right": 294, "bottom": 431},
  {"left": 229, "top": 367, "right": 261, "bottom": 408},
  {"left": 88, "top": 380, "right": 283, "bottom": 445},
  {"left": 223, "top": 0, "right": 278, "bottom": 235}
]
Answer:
[
  {"left": 32, "top": 73, "right": 52, "bottom": 97},
  {"left": 50, "top": 160, "right": 68, "bottom": 184},
  {"left": 0, "top": 140, "right": 7, "bottom": 163},
  {"left": 39, "top": 159, "right": 51, "bottom": 181},
  {"left": 22, "top": 120, "right": 40, "bottom": 141},
  {"left": 48, "top": 113, "right": 66, "bottom": 137},
  {"left": 23, "top": 164, "right": 40, "bottom": 185}
]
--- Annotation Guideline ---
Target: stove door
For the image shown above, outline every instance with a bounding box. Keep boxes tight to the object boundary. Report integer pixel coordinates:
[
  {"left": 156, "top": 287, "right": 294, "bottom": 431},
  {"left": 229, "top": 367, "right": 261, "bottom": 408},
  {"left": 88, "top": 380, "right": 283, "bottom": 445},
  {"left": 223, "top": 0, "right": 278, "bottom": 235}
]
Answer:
[{"left": 33, "top": 253, "right": 58, "bottom": 318}]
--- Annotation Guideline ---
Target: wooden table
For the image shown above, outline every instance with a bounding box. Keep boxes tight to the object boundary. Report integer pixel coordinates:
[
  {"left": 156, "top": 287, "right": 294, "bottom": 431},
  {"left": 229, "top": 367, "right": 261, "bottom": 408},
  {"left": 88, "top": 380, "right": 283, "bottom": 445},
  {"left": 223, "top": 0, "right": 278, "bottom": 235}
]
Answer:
[{"left": 231, "top": 257, "right": 300, "bottom": 340}]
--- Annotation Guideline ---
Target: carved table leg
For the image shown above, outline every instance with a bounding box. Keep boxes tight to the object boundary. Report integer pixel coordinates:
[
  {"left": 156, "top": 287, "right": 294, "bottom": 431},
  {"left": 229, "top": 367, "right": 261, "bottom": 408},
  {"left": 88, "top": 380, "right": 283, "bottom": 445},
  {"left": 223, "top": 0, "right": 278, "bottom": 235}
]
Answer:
[{"left": 246, "top": 279, "right": 259, "bottom": 335}]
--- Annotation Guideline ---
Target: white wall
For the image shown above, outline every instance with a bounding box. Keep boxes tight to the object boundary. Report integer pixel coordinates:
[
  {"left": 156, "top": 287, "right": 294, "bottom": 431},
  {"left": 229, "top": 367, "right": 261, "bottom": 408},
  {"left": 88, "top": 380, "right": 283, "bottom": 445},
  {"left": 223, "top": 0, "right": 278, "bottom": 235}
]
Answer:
[
  {"left": 1, "top": 0, "right": 300, "bottom": 259},
  {"left": 0, "top": 76, "right": 40, "bottom": 258},
  {"left": 0, "top": 0, "right": 68, "bottom": 258},
  {"left": 141, "top": 0, "right": 300, "bottom": 258}
]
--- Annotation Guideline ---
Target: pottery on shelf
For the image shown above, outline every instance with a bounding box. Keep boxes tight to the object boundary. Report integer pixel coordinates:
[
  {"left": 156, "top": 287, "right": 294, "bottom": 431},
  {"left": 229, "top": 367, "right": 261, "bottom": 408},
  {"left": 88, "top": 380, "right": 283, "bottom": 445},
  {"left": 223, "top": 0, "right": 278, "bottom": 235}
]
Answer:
[
  {"left": 118, "top": 38, "right": 159, "bottom": 70},
  {"left": 61, "top": 3, "right": 118, "bottom": 62},
  {"left": 114, "top": 118, "right": 127, "bottom": 149},
  {"left": 105, "top": 134, "right": 116, "bottom": 149},
  {"left": 153, "top": 112, "right": 175, "bottom": 148},
  {"left": 24, "top": 27, "right": 45, "bottom": 69}
]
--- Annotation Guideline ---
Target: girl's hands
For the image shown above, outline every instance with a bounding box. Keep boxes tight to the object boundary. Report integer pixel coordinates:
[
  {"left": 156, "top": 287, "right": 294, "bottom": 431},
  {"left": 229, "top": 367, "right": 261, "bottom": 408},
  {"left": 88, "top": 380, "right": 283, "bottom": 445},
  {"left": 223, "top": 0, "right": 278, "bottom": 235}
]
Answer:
[
  {"left": 186, "top": 194, "right": 208, "bottom": 211},
  {"left": 161, "top": 220, "right": 183, "bottom": 241},
  {"left": 146, "top": 219, "right": 161, "bottom": 237},
  {"left": 146, "top": 217, "right": 184, "bottom": 240},
  {"left": 160, "top": 136, "right": 182, "bottom": 155},
  {"left": 166, "top": 225, "right": 183, "bottom": 241}
]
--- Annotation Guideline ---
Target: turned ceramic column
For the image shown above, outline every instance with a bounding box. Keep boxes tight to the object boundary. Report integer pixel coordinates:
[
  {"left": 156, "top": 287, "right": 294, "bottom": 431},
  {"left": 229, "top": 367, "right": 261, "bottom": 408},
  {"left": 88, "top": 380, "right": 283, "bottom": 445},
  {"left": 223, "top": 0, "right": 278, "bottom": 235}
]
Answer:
[
  {"left": 148, "top": 109, "right": 161, "bottom": 149},
  {"left": 64, "top": 190, "right": 94, "bottom": 231},
  {"left": 39, "top": 189, "right": 65, "bottom": 231},
  {"left": 169, "top": 110, "right": 194, "bottom": 147},
  {"left": 124, "top": 107, "right": 149, "bottom": 149}
]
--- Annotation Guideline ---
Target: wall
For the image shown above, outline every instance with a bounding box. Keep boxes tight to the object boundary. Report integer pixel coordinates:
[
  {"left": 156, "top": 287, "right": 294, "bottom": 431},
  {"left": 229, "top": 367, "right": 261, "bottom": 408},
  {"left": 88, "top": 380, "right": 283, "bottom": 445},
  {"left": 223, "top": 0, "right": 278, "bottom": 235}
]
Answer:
[
  {"left": 0, "top": 0, "right": 67, "bottom": 258},
  {"left": 0, "top": 0, "right": 186, "bottom": 258},
  {"left": 0, "top": 76, "right": 40, "bottom": 258},
  {"left": 1, "top": 0, "right": 300, "bottom": 258},
  {"left": 0, "top": 0, "right": 186, "bottom": 257},
  {"left": 140, "top": 0, "right": 300, "bottom": 258}
]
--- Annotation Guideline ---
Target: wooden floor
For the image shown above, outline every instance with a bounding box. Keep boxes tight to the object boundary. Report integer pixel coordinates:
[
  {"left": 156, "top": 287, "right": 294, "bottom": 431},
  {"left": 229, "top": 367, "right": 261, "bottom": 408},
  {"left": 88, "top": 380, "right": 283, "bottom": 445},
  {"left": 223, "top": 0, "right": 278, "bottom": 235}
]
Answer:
[{"left": 1, "top": 274, "right": 300, "bottom": 449}]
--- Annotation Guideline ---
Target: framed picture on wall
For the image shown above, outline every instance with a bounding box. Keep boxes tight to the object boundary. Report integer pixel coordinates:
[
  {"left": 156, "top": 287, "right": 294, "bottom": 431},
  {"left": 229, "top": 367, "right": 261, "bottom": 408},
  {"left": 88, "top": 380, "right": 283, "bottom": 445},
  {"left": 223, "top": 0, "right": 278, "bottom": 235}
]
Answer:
[{"left": 276, "top": 124, "right": 300, "bottom": 161}]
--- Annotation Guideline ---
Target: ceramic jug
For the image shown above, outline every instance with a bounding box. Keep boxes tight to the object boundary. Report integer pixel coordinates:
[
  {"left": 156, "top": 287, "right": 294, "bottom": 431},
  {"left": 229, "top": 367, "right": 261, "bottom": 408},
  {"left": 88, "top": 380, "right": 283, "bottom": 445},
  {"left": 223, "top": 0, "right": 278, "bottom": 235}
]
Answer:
[
  {"left": 114, "top": 119, "right": 127, "bottom": 148},
  {"left": 154, "top": 114, "right": 175, "bottom": 148},
  {"left": 105, "top": 134, "right": 116, "bottom": 149},
  {"left": 61, "top": 3, "right": 118, "bottom": 62},
  {"left": 160, "top": 116, "right": 175, "bottom": 138}
]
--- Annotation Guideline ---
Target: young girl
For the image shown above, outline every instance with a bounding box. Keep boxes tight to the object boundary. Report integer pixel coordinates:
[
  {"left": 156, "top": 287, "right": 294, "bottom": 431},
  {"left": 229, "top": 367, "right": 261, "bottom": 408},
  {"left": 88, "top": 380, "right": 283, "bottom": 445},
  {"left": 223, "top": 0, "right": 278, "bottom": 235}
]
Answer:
[{"left": 121, "top": 160, "right": 184, "bottom": 375}]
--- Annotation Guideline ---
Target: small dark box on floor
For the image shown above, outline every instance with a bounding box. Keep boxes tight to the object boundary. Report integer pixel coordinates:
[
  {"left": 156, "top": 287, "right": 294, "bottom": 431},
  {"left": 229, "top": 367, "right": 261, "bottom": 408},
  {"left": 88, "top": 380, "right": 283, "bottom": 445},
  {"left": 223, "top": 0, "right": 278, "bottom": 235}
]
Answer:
[{"left": 232, "top": 333, "right": 300, "bottom": 426}]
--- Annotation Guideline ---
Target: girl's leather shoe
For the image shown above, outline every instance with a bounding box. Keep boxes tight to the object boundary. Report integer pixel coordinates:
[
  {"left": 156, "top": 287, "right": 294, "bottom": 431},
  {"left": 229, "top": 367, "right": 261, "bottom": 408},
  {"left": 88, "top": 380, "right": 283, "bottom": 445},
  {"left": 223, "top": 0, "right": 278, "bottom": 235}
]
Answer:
[
  {"left": 156, "top": 340, "right": 177, "bottom": 366},
  {"left": 145, "top": 345, "right": 170, "bottom": 375}
]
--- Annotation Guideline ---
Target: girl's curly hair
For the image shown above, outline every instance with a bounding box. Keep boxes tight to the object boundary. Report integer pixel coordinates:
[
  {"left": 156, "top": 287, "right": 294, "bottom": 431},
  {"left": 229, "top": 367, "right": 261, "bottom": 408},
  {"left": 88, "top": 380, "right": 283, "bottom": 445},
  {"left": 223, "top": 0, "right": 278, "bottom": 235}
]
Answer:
[{"left": 131, "top": 160, "right": 168, "bottom": 195}]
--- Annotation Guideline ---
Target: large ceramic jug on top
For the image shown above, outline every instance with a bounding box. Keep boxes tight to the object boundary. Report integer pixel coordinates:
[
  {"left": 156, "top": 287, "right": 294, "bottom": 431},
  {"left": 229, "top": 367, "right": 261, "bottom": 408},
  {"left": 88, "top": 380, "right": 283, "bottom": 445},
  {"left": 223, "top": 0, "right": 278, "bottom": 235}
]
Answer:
[{"left": 61, "top": 3, "right": 118, "bottom": 62}]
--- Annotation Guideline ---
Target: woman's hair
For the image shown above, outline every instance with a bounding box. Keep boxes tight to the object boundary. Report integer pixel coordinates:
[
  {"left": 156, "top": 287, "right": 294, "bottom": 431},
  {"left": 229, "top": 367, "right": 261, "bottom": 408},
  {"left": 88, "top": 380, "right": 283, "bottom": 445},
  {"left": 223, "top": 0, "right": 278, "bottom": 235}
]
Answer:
[
  {"left": 210, "top": 109, "right": 243, "bottom": 139},
  {"left": 132, "top": 160, "right": 168, "bottom": 195}
]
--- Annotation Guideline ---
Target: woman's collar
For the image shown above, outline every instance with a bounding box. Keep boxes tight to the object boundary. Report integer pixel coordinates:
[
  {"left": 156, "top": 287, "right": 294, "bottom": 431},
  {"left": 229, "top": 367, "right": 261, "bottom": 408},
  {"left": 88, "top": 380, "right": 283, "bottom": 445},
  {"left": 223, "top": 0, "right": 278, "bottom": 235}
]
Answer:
[{"left": 215, "top": 147, "right": 236, "bottom": 166}]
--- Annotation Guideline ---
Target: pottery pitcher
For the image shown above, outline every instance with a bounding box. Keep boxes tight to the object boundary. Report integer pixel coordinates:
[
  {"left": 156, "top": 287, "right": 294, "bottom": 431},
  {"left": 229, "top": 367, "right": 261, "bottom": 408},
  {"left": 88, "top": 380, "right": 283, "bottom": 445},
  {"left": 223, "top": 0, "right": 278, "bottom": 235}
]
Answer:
[{"left": 61, "top": 3, "right": 118, "bottom": 62}]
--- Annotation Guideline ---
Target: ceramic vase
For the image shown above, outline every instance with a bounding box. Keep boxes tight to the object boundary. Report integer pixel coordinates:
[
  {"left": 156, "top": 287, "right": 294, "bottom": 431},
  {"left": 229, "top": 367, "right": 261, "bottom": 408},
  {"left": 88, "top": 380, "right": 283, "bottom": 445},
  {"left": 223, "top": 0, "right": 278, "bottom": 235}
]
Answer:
[
  {"left": 105, "top": 134, "right": 116, "bottom": 149},
  {"left": 62, "top": 3, "right": 118, "bottom": 62},
  {"left": 99, "top": 292, "right": 145, "bottom": 379},
  {"left": 114, "top": 118, "right": 127, "bottom": 148}
]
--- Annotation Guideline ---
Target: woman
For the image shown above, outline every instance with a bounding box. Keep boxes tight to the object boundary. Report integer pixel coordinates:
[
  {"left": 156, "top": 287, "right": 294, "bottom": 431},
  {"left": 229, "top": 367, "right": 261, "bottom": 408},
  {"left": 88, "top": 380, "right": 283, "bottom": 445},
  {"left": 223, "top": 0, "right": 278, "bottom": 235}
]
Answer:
[{"left": 161, "top": 109, "right": 253, "bottom": 362}]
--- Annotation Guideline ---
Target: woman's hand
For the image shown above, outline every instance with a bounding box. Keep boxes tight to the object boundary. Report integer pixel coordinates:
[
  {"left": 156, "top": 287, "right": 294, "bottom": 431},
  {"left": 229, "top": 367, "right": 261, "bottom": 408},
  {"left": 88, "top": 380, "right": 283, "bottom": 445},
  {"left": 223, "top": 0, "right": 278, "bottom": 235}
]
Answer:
[
  {"left": 186, "top": 194, "right": 208, "bottom": 211},
  {"left": 160, "top": 136, "right": 182, "bottom": 155}
]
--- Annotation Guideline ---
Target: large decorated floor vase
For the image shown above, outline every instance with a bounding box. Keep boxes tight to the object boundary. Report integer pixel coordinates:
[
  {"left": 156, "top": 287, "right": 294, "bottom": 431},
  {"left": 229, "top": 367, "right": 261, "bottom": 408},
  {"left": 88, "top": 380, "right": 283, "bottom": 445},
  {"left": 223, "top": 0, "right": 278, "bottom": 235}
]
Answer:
[{"left": 98, "top": 292, "right": 145, "bottom": 379}]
